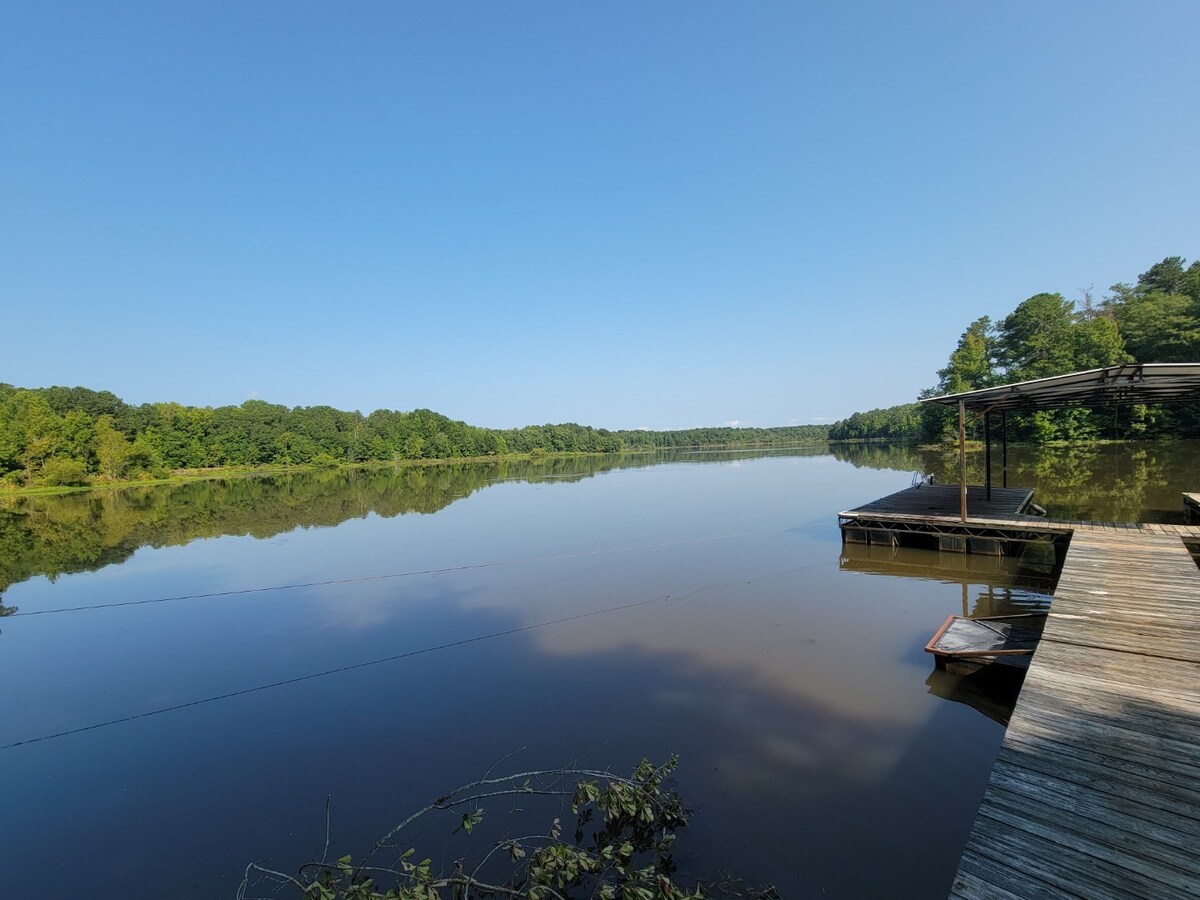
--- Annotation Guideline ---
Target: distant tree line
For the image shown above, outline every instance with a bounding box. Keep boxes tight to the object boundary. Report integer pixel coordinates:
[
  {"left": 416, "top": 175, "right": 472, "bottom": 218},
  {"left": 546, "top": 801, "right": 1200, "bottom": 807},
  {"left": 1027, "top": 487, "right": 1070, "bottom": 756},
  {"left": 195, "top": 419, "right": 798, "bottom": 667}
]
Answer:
[
  {"left": 615, "top": 424, "right": 829, "bottom": 449},
  {"left": 0, "top": 385, "right": 829, "bottom": 490},
  {"left": 825, "top": 404, "right": 921, "bottom": 442},
  {"left": 829, "top": 255, "right": 1200, "bottom": 444}
]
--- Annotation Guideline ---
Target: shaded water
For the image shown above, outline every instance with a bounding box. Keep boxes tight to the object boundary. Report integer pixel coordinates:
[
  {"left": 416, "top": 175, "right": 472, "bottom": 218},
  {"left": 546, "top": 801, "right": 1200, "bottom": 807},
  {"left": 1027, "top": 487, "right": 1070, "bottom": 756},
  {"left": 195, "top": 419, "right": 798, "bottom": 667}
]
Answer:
[{"left": 2, "top": 443, "right": 1176, "bottom": 897}]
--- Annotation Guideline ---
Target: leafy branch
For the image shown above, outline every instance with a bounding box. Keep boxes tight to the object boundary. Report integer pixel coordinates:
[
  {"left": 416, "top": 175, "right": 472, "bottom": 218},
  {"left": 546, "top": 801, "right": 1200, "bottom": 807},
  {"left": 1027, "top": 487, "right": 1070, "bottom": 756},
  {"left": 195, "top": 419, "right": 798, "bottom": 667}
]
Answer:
[{"left": 237, "top": 755, "right": 776, "bottom": 900}]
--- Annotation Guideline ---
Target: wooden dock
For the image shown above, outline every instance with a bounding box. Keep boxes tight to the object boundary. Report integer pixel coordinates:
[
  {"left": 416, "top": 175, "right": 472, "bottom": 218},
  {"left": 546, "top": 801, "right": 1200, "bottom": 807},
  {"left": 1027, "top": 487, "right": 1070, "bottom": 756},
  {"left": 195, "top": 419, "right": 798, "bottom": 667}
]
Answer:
[
  {"left": 839, "top": 484, "right": 1200, "bottom": 897},
  {"left": 840, "top": 484, "right": 1061, "bottom": 555},
  {"left": 950, "top": 529, "right": 1200, "bottom": 898}
]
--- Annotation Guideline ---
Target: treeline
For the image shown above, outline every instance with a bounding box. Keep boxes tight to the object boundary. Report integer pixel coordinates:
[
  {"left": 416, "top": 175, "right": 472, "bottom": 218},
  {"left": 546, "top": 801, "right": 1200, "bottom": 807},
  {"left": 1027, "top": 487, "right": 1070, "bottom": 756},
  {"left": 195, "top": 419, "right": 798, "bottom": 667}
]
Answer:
[
  {"left": 617, "top": 424, "right": 829, "bottom": 449},
  {"left": 827, "top": 404, "right": 921, "bottom": 442},
  {"left": 0, "top": 384, "right": 829, "bottom": 489},
  {"left": 829, "top": 255, "right": 1200, "bottom": 444}
]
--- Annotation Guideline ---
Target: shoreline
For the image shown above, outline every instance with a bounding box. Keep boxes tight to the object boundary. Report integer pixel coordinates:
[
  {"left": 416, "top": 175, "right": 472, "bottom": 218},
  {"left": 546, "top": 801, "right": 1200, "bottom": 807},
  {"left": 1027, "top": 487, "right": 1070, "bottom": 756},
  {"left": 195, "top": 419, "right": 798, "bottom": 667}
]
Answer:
[{"left": 1, "top": 442, "right": 830, "bottom": 498}]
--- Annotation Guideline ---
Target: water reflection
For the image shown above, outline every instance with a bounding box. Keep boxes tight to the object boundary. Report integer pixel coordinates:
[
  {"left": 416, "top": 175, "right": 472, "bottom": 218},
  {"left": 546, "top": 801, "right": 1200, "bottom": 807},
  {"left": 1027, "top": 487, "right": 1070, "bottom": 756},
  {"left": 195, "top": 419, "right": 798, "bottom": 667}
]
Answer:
[
  {"left": 1, "top": 449, "right": 1006, "bottom": 898},
  {"left": 0, "top": 449, "right": 829, "bottom": 596},
  {"left": 831, "top": 439, "right": 1200, "bottom": 523},
  {"left": 4, "top": 439, "right": 1192, "bottom": 600}
]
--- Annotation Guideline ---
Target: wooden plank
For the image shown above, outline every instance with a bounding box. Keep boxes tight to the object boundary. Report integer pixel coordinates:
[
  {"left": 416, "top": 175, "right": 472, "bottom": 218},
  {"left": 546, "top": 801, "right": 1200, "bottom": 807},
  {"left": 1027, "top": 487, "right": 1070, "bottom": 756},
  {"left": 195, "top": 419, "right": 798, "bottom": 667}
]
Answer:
[
  {"left": 951, "top": 851, "right": 1069, "bottom": 900},
  {"left": 962, "top": 812, "right": 1188, "bottom": 899},
  {"left": 975, "top": 789, "right": 1200, "bottom": 889},
  {"left": 999, "top": 737, "right": 1200, "bottom": 825},
  {"left": 989, "top": 759, "right": 1200, "bottom": 846}
]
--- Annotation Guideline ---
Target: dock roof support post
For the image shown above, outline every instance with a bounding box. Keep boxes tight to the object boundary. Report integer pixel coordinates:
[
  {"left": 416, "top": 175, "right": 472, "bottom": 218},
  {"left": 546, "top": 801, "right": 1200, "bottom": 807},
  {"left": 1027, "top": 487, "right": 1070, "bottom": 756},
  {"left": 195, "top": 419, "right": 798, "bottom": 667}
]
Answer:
[
  {"left": 958, "top": 399, "right": 967, "bottom": 523},
  {"left": 985, "top": 411, "right": 992, "bottom": 501},
  {"left": 1002, "top": 410, "right": 1008, "bottom": 488}
]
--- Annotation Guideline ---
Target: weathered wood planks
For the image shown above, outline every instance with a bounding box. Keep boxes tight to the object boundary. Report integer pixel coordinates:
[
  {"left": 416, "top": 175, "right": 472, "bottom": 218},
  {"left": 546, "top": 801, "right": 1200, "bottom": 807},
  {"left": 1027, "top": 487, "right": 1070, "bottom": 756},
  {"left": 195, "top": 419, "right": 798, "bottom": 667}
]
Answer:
[{"left": 948, "top": 530, "right": 1200, "bottom": 899}]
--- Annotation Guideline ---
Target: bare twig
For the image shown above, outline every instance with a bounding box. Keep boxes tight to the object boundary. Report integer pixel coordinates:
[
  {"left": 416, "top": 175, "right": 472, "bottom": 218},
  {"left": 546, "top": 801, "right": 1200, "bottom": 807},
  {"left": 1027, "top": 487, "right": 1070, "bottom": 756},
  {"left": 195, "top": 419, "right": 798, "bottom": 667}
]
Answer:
[
  {"left": 320, "top": 793, "right": 333, "bottom": 866},
  {"left": 238, "top": 860, "right": 308, "bottom": 899},
  {"left": 483, "top": 745, "right": 528, "bottom": 780}
]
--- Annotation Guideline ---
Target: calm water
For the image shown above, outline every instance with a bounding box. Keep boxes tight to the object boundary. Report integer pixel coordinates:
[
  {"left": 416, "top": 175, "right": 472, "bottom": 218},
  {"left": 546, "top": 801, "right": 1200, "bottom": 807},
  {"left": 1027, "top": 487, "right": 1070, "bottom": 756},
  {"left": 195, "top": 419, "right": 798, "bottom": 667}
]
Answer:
[{"left": 2, "top": 443, "right": 1189, "bottom": 898}]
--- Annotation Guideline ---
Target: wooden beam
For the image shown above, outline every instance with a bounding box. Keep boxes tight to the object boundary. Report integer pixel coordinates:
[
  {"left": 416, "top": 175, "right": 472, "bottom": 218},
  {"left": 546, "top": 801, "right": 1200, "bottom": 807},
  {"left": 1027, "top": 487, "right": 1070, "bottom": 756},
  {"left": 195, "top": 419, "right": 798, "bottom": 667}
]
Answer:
[
  {"left": 984, "top": 411, "right": 992, "bottom": 501},
  {"left": 958, "top": 398, "right": 967, "bottom": 522}
]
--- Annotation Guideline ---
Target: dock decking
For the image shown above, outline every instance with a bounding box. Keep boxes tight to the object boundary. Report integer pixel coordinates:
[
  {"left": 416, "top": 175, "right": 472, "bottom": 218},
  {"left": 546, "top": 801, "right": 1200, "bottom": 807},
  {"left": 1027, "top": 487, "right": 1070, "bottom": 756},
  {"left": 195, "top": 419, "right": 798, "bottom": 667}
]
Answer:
[
  {"left": 839, "top": 484, "right": 1200, "bottom": 897},
  {"left": 950, "top": 530, "right": 1200, "bottom": 898},
  {"left": 844, "top": 483, "right": 1035, "bottom": 520}
]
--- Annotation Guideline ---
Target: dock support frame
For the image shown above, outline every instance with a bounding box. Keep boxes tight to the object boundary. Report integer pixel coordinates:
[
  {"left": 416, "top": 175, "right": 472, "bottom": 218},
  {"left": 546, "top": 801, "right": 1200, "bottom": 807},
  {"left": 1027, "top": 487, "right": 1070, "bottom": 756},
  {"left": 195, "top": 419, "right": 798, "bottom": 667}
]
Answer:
[{"left": 958, "top": 399, "right": 967, "bottom": 523}]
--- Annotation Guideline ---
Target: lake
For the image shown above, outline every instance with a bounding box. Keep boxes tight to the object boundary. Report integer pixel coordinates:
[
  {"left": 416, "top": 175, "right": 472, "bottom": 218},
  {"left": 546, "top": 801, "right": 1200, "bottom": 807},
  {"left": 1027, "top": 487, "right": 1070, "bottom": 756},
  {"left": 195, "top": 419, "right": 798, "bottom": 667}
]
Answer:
[{"left": 2, "top": 442, "right": 1195, "bottom": 897}]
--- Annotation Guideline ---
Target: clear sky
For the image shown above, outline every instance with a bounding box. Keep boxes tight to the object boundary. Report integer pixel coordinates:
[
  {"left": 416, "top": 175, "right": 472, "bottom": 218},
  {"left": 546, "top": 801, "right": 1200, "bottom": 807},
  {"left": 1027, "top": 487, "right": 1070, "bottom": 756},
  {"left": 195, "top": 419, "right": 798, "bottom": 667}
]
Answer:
[{"left": 3, "top": 2, "right": 1197, "bottom": 430}]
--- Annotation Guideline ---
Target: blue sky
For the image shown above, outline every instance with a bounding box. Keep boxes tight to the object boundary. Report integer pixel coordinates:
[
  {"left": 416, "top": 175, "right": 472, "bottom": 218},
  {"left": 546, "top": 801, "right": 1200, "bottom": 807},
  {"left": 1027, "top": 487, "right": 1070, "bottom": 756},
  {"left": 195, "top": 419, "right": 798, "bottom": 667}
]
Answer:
[{"left": 3, "top": 2, "right": 1197, "bottom": 430}]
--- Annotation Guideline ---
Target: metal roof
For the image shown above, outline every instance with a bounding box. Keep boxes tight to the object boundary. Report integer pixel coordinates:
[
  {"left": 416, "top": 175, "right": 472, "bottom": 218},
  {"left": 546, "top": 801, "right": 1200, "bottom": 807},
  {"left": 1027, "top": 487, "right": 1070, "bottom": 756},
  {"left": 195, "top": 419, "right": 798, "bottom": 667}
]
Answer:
[{"left": 920, "top": 363, "right": 1200, "bottom": 412}]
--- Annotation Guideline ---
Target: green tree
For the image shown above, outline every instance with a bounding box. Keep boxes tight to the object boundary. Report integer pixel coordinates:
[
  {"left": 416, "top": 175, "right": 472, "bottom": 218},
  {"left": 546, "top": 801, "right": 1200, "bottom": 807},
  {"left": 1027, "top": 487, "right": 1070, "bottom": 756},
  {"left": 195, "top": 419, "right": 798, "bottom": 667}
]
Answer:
[
  {"left": 920, "top": 317, "right": 996, "bottom": 443},
  {"left": 93, "top": 415, "right": 133, "bottom": 481},
  {"left": 995, "top": 294, "right": 1083, "bottom": 379},
  {"left": 15, "top": 392, "right": 65, "bottom": 480},
  {"left": 1104, "top": 257, "right": 1200, "bottom": 363},
  {"left": 1135, "top": 256, "right": 1200, "bottom": 299}
]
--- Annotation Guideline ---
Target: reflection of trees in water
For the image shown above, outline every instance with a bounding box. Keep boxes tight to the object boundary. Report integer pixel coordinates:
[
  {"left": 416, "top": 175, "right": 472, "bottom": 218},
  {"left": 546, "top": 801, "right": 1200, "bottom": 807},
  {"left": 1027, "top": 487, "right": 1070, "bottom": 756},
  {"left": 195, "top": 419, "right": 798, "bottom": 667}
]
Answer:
[
  {"left": 0, "top": 450, "right": 825, "bottom": 594},
  {"left": 828, "top": 443, "right": 927, "bottom": 472},
  {"left": 830, "top": 440, "right": 1200, "bottom": 523}
]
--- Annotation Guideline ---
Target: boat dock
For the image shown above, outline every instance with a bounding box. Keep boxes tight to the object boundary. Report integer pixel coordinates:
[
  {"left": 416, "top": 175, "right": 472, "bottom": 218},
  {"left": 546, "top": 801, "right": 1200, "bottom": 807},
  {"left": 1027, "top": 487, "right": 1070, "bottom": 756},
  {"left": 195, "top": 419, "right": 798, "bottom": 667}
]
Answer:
[
  {"left": 840, "top": 484, "right": 1200, "bottom": 897},
  {"left": 951, "top": 527, "right": 1200, "bottom": 898}
]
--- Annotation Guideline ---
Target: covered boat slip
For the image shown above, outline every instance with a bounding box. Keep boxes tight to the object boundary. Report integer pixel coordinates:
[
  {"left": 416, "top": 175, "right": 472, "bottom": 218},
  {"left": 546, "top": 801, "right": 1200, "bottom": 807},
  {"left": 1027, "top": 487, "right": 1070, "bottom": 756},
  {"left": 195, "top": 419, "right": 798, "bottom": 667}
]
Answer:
[
  {"left": 863, "top": 363, "right": 1200, "bottom": 898},
  {"left": 842, "top": 363, "right": 1200, "bottom": 548},
  {"left": 922, "top": 362, "right": 1200, "bottom": 521}
]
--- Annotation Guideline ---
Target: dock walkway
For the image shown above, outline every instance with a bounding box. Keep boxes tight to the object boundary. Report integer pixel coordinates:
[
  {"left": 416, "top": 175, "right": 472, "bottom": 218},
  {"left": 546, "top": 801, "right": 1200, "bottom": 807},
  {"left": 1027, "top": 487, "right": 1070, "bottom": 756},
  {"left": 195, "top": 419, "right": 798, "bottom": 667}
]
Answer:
[
  {"left": 839, "top": 485, "right": 1200, "bottom": 897},
  {"left": 950, "top": 529, "right": 1200, "bottom": 898}
]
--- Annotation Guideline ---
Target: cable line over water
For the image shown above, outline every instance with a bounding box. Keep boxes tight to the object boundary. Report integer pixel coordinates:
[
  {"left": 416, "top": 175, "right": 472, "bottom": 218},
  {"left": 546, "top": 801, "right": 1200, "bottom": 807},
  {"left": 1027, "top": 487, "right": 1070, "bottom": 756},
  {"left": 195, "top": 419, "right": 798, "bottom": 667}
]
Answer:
[
  {"left": 1, "top": 593, "right": 669, "bottom": 750},
  {"left": 1, "top": 559, "right": 828, "bottom": 751},
  {"left": 11, "top": 523, "right": 827, "bottom": 618}
]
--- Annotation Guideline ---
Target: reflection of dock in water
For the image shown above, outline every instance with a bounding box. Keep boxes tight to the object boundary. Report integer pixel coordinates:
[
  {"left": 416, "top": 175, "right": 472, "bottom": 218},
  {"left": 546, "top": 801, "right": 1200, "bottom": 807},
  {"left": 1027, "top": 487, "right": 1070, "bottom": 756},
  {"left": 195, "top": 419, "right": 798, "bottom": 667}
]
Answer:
[{"left": 838, "top": 541, "right": 1058, "bottom": 607}]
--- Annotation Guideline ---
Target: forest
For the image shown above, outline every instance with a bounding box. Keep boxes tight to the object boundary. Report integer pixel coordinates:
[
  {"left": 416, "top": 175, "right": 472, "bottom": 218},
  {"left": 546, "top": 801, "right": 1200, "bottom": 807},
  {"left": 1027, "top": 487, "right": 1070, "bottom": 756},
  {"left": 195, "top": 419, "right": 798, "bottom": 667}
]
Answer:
[
  {"left": 829, "top": 255, "right": 1200, "bottom": 444},
  {"left": 0, "top": 384, "right": 829, "bottom": 490}
]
